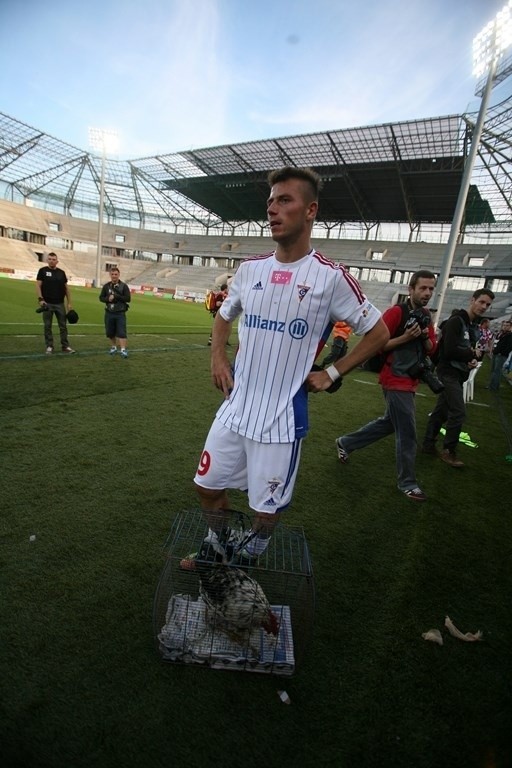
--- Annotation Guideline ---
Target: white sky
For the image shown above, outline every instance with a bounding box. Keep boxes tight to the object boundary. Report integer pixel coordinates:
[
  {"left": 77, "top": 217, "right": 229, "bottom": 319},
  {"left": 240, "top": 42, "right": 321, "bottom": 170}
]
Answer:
[{"left": 0, "top": 0, "right": 509, "bottom": 159}]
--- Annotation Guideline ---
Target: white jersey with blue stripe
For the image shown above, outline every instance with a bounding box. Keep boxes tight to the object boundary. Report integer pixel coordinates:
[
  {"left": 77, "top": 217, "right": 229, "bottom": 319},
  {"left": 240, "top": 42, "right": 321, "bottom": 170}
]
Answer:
[{"left": 216, "top": 249, "right": 381, "bottom": 443}]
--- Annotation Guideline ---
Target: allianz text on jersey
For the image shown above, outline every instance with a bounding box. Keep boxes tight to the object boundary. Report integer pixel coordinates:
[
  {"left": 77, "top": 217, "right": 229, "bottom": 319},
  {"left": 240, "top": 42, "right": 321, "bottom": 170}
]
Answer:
[{"left": 244, "top": 314, "right": 309, "bottom": 340}]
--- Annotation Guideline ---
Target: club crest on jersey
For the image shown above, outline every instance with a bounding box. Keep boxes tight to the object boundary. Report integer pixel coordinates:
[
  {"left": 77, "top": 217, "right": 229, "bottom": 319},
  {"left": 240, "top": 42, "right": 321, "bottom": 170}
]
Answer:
[
  {"left": 297, "top": 284, "right": 310, "bottom": 303},
  {"left": 268, "top": 480, "right": 280, "bottom": 495},
  {"left": 271, "top": 270, "right": 292, "bottom": 285}
]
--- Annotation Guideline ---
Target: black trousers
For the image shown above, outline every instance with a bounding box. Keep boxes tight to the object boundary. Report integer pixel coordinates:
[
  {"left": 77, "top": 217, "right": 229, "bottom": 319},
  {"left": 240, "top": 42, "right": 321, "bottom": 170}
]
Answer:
[
  {"left": 42, "top": 302, "right": 69, "bottom": 349},
  {"left": 423, "top": 370, "right": 465, "bottom": 453}
]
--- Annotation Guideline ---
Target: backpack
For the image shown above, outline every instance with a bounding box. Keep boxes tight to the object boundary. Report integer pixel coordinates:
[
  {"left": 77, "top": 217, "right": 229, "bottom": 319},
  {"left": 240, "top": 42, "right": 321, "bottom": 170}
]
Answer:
[
  {"left": 430, "top": 318, "right": 449, "bottom": 368},
  {"left": 361, "top": 303, "right": 410, "bottom": 373},
  {"left": 432, "top": 311, "right": 478, "bottom": 368},
  {"left": 205, "top": 290, "right": 217, "bottom": 313}
]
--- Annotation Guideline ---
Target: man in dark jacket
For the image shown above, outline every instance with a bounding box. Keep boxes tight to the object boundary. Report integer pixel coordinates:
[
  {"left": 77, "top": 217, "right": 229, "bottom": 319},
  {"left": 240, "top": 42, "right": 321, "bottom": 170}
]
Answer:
[
  {"left": 489, "top": 320, "right": 512, "bottom": 391},
  {"left": 99, "top": 267, "right": 131, "bottom": 357},
  {"left": 422, "top": 288, "right": 494, "bottom": 467}
]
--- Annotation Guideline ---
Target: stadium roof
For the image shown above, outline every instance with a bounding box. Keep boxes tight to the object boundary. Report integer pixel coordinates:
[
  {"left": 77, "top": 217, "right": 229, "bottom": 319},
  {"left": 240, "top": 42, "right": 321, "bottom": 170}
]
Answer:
[
  {"left": 1, "top": 102, "right": 511, "bottom": 234},
  {"left": 161, "top": 119, "right": 483, "bottom": 225}
]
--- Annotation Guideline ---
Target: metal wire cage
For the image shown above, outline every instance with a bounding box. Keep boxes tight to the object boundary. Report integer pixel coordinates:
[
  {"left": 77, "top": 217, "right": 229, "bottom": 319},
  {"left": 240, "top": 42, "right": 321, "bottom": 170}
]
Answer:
[{"left": 153, "top": 509, "right": 315, "bottom": 675}]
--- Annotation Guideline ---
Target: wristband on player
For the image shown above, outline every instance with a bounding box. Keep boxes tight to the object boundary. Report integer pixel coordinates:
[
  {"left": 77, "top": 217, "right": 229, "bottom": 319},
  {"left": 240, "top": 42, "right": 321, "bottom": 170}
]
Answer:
[{"left": 326, "top": 365, "right": 341, "bottom": 383}]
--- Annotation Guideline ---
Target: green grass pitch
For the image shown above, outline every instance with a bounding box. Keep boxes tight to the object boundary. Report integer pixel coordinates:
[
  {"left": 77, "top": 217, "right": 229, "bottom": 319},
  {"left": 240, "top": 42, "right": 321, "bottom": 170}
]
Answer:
[{"left": 1, "top": 278, "right": 511, "bottom": 768}]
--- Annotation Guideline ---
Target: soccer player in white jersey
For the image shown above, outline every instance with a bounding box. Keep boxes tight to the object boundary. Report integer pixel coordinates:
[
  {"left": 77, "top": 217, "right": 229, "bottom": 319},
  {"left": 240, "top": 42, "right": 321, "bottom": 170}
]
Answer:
[{"left": 184, "top": 167, "right": 389, "bottom": 566}]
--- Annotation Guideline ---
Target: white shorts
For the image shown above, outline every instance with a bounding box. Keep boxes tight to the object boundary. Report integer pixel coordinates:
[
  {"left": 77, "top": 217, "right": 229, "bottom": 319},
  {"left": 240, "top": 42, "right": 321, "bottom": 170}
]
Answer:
[{"left": 194, "top": 418, "right": 303, "bottom": 514}]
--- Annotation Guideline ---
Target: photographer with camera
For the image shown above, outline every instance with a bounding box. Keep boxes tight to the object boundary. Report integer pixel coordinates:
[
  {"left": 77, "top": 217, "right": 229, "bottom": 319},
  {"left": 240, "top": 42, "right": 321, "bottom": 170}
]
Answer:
[
  {"left": 422, "top": 288, "right": 494, "bottom": 467},
  {"left": 335, "top": 270, "right": 437, "bottom": 502},
  {"left": 36, "top": 252, "right": 75, "bottom": 354},
  {"left": 99, "top": 267, "right": 131, "bottom": 357}
]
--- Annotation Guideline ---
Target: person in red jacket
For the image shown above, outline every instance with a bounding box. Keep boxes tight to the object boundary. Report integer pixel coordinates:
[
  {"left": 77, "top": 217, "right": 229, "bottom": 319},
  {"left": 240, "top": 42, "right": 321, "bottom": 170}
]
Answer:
[
  {"left": 335, "top": 270, "right": 437, "bottom": 502},
  {"left": 207, "top": 283, "right": 228, "bottom": 346}
]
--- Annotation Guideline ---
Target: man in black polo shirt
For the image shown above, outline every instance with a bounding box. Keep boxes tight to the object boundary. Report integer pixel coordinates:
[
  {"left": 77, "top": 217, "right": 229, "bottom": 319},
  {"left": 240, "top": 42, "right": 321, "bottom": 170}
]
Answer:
[{"left": 36, "top": 252, "right": 75, "bottom": 354}]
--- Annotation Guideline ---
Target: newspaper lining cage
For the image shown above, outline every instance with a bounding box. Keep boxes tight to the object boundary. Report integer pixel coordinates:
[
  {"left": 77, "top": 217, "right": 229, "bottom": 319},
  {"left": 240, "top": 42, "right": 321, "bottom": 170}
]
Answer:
[{"left": 153, "top": 509, "right": 315, "bottom": 675}]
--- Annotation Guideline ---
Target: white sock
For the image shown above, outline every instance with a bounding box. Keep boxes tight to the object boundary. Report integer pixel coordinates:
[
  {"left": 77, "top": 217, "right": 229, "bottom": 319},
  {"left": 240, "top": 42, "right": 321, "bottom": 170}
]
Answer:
[
  {"left": 205, "top": 527, "right": 219, "bottom": 543},
  {"left": 244, "top": 533, "right": 271, "bottom": 556}
]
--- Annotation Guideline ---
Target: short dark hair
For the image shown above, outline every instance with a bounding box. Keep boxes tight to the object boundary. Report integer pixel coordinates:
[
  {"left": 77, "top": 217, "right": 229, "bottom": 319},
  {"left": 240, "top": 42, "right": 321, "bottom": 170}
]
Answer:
[
  {"left": 409, "top": 270, "right": 436, "bottom": 288},
  {"left": 472, "top": 288, "right": 495, "bottom": 301},
  {"left": 48, "top": 252, "right": 57, "bottom": 258},
  {"left": 220, "top": 283, "right": 228, "bottom": 290},
  {"left": 268, "top": 166, "right": 323, "bottom": 201}
]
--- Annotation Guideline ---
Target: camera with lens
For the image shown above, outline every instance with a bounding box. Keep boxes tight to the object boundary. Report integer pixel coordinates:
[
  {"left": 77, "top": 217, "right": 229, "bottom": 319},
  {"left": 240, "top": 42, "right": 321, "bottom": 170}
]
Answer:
[
  {"left": 35, "top": 303, "right": 48, "bottom": 313},
  {"left": 404, "top": 308, "right": 444, "bottom": 393},
  {"left": 405, "top": 307, "right": 431, "bottom": 332},
  {"left": 408, "top": 356, "right": 445, "bottom": 394}
]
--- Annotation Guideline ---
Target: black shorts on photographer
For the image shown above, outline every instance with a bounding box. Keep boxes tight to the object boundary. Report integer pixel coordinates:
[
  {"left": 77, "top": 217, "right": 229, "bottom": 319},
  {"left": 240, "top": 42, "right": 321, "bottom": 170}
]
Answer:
[{"left": 99, "top": 268, "right": 131, "bottom": 355}]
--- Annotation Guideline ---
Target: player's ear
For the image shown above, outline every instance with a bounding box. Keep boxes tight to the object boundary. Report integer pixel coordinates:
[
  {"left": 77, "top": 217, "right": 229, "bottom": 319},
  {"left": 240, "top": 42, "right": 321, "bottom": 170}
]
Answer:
[{"left": 306, "top": 200, "right": 318, "bottom": 221}]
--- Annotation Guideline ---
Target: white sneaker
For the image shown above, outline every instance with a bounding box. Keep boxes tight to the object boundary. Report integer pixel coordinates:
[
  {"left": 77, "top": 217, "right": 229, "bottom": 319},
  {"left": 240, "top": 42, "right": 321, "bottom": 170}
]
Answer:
[
  {"left": 120, "top": 349, "right": 128, "bottom": 358},
  {"left": 335, "top": 438, "right": 349, "bottom": 463},
  {"left": 46, "top": 346, "right": 53, "bottom": 354},
  {"left": 62, "top": 347, "right": 75, "bottom": 354},
  {"left": 109, "top": 346, "right": 117, "bottom": 355}
]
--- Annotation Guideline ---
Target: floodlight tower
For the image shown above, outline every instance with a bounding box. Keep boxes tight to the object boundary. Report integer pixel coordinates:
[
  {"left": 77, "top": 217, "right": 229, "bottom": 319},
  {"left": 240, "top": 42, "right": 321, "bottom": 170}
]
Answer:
[
  {"left": 434, "top": 0, "right": 512, "bottom": 322},
  {"left": 88, "top": 128, "right": 119, "bottom": 288}
]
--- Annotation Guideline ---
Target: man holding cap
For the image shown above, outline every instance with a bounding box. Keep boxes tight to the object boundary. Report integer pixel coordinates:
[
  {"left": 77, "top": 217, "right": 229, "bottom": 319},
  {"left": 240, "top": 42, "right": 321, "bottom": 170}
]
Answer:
[{"left": 36, "top": 252, "right": 75, "bottom": 354}]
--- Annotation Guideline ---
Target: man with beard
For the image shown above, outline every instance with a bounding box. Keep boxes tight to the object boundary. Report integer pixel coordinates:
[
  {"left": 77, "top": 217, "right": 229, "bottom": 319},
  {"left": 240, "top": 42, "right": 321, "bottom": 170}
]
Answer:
[{"left": 335, "top": 270, "right": 437, "bottom": 502}]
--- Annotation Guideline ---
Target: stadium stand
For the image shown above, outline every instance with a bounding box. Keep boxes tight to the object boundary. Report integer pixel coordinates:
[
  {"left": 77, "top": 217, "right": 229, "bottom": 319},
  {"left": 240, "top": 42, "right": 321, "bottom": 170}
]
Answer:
[
  {"left": 1, "top": 196, "right": 511, "bottom": 316},
  {"left": 1, "top": 106, "right": 511, "bottom": 318},
  {"left": 0, "top": 237, "right": 41, "bottom": 271}
]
